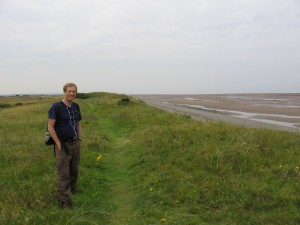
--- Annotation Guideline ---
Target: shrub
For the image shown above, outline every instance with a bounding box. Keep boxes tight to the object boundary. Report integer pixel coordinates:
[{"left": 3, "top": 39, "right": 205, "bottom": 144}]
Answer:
[
  {"left": 0, "top": 103, "right": 10, "bottom": 108},
  {"left": 118, "top": 95, "right": 131, "bottom": 105},
  {"left": 76, "top": 93, "right": 91, "bottom": 99}
]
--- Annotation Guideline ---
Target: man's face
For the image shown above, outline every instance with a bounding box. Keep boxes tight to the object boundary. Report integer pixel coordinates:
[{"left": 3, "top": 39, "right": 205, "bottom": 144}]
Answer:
[{"left": 64, "top": 86, "right": 77, "bottom": 101}]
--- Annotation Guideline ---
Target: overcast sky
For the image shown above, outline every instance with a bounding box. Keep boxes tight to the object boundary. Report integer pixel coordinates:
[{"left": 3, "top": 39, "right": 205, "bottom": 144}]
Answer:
[{"left": 0, "top": 0, "right": 299, "bottom": 95}]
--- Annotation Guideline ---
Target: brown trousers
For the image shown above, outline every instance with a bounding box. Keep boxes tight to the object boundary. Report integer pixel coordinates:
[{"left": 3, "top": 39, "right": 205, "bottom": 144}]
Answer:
[{"left": 55, "top": 140, "right": 80, "bottom": 202}]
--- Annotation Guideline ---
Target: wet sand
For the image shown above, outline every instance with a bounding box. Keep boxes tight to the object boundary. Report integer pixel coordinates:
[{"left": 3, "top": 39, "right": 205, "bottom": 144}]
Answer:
[{"left": 132, "top": 93, "right": 300, "bottom": 133}]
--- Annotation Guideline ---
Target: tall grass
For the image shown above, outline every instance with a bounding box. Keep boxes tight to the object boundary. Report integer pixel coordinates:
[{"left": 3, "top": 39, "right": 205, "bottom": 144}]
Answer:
[{"left": 0, "top": 94, "right": 300, "bottom": 225}]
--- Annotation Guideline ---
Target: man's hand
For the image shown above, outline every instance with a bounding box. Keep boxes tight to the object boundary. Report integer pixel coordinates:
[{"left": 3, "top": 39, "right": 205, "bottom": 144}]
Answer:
[{"left": 56, "top": 141, "right": 62, "bottom": 151}]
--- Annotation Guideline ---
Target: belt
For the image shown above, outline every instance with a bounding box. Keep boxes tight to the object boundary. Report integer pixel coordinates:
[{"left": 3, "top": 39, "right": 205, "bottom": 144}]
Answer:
[{"left": 63, "top": 137, "right": 77, "bottom": 142}]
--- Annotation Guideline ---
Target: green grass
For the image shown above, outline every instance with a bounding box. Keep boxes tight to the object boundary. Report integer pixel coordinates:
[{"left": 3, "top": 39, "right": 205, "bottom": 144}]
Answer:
[{"left": 1, "top": 93, "right": 300, "bottom": 225}]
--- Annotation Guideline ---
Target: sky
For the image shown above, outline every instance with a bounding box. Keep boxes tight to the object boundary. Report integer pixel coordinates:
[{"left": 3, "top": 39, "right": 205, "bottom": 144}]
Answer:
[{"left": 0, "top": 0, "right": 300, "bottom": 95}]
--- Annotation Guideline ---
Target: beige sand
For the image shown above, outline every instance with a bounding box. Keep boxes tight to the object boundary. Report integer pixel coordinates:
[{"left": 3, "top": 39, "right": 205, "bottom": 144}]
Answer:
[{"left": 132, "top": 93, "right": 300, "bottom": 133}]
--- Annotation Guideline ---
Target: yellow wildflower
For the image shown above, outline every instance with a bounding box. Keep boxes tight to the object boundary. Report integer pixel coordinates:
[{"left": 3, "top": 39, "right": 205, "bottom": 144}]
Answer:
[
  {"left": 160, "top": 218, "right": 166, "bottom": 223},
  {"left": 97, "top": 155, "right": 103, "bottom": 161}
]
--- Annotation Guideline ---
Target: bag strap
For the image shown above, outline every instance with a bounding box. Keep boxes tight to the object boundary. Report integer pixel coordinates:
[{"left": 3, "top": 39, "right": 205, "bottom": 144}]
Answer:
[{"left": 53, "top": 101, "right": 62, "bottom": 157}]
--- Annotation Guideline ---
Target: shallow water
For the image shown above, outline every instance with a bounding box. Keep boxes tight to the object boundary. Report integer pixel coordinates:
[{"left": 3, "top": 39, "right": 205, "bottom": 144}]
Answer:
[
  {"left": 140, "top": 93, "right": 300, "bottom": 130},
  {"left": 179, "top": 103, "right": 300, "bottom": 129}
]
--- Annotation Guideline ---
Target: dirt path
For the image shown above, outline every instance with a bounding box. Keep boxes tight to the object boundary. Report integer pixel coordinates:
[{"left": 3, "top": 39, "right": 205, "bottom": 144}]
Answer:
[{"left": 133, "top": 95, "right": 299, "bottom": 133}]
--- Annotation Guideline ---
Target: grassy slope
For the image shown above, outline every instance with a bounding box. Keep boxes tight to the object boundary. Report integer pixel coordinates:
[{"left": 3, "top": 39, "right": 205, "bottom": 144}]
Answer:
[{"left": 0, "top": 93, "right": 300, "bottom": 225}]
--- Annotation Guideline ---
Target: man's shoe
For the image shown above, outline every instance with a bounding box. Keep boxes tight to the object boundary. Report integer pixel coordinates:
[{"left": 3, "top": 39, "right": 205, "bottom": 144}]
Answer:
[
  {"left": 71, "top": 188, "right": 82, "bottom": 194},
  {"left": 59, "top": 199, "right": 72, "bottom": 209}
]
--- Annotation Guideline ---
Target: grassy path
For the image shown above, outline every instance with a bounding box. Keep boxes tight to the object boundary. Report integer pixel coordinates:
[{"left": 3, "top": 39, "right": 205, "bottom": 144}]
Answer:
[
  {"left": 108, "top": 137, "right": 135, "bottom": 224},
  {"left": 83, "top": 98, "right": 137, "bottom": 224}
]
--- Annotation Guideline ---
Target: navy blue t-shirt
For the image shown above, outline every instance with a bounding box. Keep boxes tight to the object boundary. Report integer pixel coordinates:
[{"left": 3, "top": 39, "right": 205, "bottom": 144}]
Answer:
[{"left": 48, "top": 101, "right": 82, "bottom": 139}]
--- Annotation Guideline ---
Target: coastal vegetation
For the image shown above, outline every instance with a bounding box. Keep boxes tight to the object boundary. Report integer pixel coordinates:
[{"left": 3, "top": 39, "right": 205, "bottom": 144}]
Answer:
[{"left": 0, "top": 93, "right": 300, "bottom": 225}]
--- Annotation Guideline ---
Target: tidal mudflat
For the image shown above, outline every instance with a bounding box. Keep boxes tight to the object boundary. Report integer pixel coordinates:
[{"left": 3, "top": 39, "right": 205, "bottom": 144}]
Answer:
[{"left": 133, "top": 93, "right": 300, "bottom": 132}]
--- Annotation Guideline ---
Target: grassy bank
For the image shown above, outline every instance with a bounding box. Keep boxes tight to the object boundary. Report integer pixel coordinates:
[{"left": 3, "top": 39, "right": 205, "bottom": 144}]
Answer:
[{"left": 0, "top": 93, "right": 300, "bottom": 225}]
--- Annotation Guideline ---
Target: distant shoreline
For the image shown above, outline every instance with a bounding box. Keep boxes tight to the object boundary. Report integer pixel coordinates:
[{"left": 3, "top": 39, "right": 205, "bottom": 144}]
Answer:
[
  {"left": 0, "top": 93, "right": 61, "bottom": 97},
  {"left": 1, "top": 92, "right": 300, "bottom": 97},
  {"left": 132, "top": 93, "right": 300, "bottom": 133}
]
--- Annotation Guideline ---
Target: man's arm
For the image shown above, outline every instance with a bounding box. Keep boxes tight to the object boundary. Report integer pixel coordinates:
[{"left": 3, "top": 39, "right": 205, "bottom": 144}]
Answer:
[
  {"left": 48, "top": 119, "right": 62, "bottom": 151},
  {"left": 77, "top": 121, "right": 82, "bottom": 142}
]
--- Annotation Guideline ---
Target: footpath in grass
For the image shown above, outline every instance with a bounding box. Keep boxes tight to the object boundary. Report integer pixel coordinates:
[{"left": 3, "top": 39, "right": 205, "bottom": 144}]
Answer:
[
  {"left": 82, "top": 97, "right": 139, "bottom": 224},
  {"left": 107, "top": 137, "right": 136, "bottom": 224}
]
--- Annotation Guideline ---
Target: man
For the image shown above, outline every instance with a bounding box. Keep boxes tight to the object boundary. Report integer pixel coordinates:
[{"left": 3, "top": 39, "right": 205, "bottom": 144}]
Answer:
[{"left": 48, "top": 83, "right": 82, "bottom": 209}]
